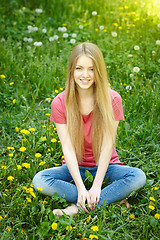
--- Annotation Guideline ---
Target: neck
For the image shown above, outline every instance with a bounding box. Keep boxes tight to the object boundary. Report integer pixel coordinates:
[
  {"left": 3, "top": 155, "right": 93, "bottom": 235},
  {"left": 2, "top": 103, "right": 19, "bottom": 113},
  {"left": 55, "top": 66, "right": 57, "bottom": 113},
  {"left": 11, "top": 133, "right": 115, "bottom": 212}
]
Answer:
[{"left": 77, "top": 86, "right": 94, "bottom": 100}]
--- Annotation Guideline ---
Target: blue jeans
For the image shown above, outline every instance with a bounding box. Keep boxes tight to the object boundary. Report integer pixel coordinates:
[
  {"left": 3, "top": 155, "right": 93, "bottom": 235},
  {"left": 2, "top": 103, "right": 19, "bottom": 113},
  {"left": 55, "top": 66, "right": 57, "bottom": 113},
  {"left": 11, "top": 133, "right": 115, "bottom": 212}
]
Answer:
[{"left": 32, "top": 164, "right": 146, "bottom": 206}]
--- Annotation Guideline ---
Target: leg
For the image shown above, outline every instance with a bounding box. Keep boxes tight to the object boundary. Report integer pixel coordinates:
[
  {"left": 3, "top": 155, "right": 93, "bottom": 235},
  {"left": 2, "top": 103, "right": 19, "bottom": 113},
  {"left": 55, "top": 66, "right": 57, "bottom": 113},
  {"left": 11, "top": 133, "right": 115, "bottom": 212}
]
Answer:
[
  {"left": 32, "top": 164, "right": 78, "bottom": 202},
  {"left": 98, "top": 165, "right": 146, "bottom": 206}
]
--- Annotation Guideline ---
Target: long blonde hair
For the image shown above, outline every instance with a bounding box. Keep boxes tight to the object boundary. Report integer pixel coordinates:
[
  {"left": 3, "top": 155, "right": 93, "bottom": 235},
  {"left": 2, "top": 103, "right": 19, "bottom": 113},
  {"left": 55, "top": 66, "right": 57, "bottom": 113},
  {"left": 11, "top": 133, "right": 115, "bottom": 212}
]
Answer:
[{"left": 65, "top": 42, "right": 116, "bottom": 163}]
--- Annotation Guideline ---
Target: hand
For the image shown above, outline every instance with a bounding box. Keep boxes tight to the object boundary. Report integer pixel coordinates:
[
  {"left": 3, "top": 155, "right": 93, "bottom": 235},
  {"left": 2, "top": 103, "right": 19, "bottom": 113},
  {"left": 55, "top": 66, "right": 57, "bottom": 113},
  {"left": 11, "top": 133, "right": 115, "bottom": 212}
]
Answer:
[
  {"left": 88, "top": 185, "right": 101, "bottom": 210},
  {"left": 77, "top": 188, "right": 90, "bottom": 213}
]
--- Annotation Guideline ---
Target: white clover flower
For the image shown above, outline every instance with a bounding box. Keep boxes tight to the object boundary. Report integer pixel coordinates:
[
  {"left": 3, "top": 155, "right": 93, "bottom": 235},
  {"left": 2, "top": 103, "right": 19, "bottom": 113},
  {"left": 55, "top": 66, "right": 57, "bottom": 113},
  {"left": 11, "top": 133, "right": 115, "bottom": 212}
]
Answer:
[
  {"left": 33, "top": 27, "right": 38, "bottom": 31},
  {"left": 23, "top": 37, "right": 28, "bottom": 42},
  {"left": 152, "top": 51, "right": 156, "bottom": 55},
  {"left": 58, "top": 27, "right": 63, "bottom": 31},
  {"left": 35, "top": 8, "right": 43, "bottom": 13},
  {"left": 49, "top": 35, "right": 59, "bottom": 41},
  {"left": 158, "top": 59, "right": 160, "bottom": 63},
  {"left": 61, "top": 27, "right": 67, "bottom": 32},
  {"left": 17, "top": 42, "right": 21, "bottom": 46},
  {"left": 92, "top": 11, "right": 97, "bottom": 16},
  {"left": 63, "top": 33, "right": 68, "bottom": 38},
  {"left": 42, "top": 29, "right": 47, "bottom": 33},
  {"left": 79, "top": 25, "right": 83, "bottom": 29},
  {"left": 34, "top": 41, "right": 42, "bottom": 46},
  {"left": 134, "top": 45, "right": 140, "bottom": 50},
  {"left": 27, "top": 46, "right": 31, "bottom": 50},
  {"left": 156, "top": 40, "right": 160, "bottom": 45},
  {"left": 49, "top": 37, "right": 54, "bottom": 42},
  {"left": 1, "top": 38, "right": 6, "bottom": 42},
  {"left": 72, "top": 33, "right": 77, "bottom": 38},
  {"left": 99, "top": 25, "right": 104, "bottom": 30},
  {"left": 157, "top": 24, "right": 160, "bottom": 28},
  {"left": 126, "top": 85, "right": 132, "bottom": 90},
  {"left": 128, "top": 54, "right": 133, "bottom": 58},
  {"left": 130, "top": 73, "right": 134, "bottom": 78},
  {"left": 28, "top": 38, "right": 33, "bottom": 42},
  {"left": 111, "top": 31, "right": 117, "bottom": 37},
  {"left": 70, "top": 39, "right": 76, "bottom": 44},
  {"left": 18, "top": 46, "right": 22, "bottom": 49},
  {"left": 133, "top": 67, "right": 140, "bottom": 73},
  {"left": 53, "top": 35, "right": 59, "bottom": 40}
]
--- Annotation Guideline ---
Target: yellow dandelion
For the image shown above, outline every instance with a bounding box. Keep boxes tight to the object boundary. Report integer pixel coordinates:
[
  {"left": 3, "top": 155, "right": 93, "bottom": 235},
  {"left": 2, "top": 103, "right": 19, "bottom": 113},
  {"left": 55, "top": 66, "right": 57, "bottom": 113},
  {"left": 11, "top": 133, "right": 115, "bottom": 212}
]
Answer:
[
  {"left": 113, "top": 23, "right": 118, "bottom": 27},
  {"left": 28, "top": 187, "right": 34, "bottom": 193},
  {"left": 55, "top": 90, "right": 59, "bottom": 93},
  {"left": 151, "top": 187, "right": 158, "bottom": 191},
  {"left": 30, "top": 191, "right": 36, "bottom": 198},
  {"left": 52, "top": 222, "right": 57, "bottom": 230},
  {"left": 66, "top": 226, "right": 72, "bottom": 231},
  {"left": 3, "top": 193, "right": 8, "bottom": 197},
  {"left": 35, "top": 153, "right": 42, "bottom": 158},
  {"left": 37, "top": 187, "right": 43, "bottom": 191},
  {"left": 154, "top": 213, "right": 160, "bottom": 220},
  {"left": 7, "top": 227, "right": 11, "bottom": 231},
  {"left": 0, "top": 74, "right": 6, "bottom": 79},
  {"left": 1, "top": 165, "right": 7, "bottom": 170},
  {"left": 15, "top": 127, "right": 19, "bottom": 132},
  {"left": 129, "top": 214, "right": 135, "bottom": 220},
  {"left": 28, "top": 128, "right": 36, "bottom": 132},
  {"left": 89, "top": 234, "right": 99, "bottom": 239},
  {"left": 149, "top": 205, "right": 155, "bottom": 210},
  {"left": 91, "top": 226, "right": 99, "bottom": 231},
  {"left": 19, "top": 147, "right": 26, "bottom": 152},
  {"left": 9, "top": 82, "right": 14, "bottom": 85},
  {"left": 7, "top": 147, "right": 15, "bottom": 150},
  {"left": 17, "top": 165, "right": 22, "bottom": 170},
  {"left": 12, "top": 99, "right": 16, "bottom": 104},
  {"left": 7, "top": 176, "right": 14, "bottom": 181},
  {"left": 149, "top": 197, "right": 155, "bottom": 202},
  {"left": 26, "top": 197, "right": 32, "bottom": 203},
  {"left": 20, "top": 129, "right": 30, "bottom": 135},
  {"left": 39, "top": 161, "right": 46, "bottom": 166},
  {"left": 9, "top": 153, "right": 13, "bottom": 157},
  {"left": 22, "top": 163, "right": 30, "bottom": 169},
  {"left": 42, "top": 125, "right": 46, "bottom": 128},
  {"left": 40, "top": 136, "right": 47, "bottom": 141},
  {"left": 45, "top": 113, "right": 50, "bottom": 116},
  {"left": 51, "top": 138, "right": 57, "bottom": 143},
  {"left": 59, "top": 87, "right": 63, "bottom": 91},
  {"left": 0, "top": 216, "right": 3, "bottom": 220},
  {"left": 87, "top": 215, "right": 91, "bottom": 223},
  {"left": 16, "top": 188, "right": 21, "bottom": 191}
]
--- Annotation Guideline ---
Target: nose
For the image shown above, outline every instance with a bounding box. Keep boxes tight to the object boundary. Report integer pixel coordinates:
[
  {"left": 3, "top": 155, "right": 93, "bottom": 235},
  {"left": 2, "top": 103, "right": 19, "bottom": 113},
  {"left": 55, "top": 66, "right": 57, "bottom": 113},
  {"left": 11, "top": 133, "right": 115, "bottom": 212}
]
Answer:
[{"left": 82, "top": 69, "right": 89, "bottom": 78}]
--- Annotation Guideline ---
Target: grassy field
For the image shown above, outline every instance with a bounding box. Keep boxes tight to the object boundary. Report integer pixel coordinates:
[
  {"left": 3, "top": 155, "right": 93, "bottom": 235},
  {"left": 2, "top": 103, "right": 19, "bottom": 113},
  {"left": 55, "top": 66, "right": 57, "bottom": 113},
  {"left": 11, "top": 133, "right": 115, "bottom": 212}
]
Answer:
[{"left": 0, "top": 0, "right": 160, "bottom": 239}]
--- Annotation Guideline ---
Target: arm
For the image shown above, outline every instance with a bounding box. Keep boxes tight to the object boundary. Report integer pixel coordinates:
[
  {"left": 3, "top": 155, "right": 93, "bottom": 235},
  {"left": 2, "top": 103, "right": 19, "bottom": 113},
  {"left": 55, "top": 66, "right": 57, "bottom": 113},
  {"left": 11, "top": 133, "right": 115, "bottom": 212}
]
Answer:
[
  {"left": 55, "top": 123, "right": 90, "bottom": 212},
  {"left": 88, "top": 121, "right": 119, "bottom": 209}
]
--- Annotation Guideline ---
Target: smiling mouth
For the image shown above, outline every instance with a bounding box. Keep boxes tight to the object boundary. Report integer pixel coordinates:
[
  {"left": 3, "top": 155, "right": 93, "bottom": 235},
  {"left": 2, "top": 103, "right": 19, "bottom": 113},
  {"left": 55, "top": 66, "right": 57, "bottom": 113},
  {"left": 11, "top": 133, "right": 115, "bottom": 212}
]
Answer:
[{"left": 80, "top": 79, "right": 90, "bottom": 83}]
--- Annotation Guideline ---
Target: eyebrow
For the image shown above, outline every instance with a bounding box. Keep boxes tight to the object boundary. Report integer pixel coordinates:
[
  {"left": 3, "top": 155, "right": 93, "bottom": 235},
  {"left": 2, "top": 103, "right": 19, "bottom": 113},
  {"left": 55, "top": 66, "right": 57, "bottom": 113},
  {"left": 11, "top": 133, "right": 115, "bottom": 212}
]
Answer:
[{"left": 76, "top": 65, "right": 94, "bottom": 68}]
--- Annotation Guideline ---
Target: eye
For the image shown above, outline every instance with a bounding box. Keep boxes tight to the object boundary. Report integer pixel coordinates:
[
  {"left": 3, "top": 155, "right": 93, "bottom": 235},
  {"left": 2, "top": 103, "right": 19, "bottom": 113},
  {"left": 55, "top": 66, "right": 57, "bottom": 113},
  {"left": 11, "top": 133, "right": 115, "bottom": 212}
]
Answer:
[
  {"left": 90, "top": 68, "right": 94, "bottom": 71},
  {"left": 75, "top": 67, "right": 81, "bottom": 70}
]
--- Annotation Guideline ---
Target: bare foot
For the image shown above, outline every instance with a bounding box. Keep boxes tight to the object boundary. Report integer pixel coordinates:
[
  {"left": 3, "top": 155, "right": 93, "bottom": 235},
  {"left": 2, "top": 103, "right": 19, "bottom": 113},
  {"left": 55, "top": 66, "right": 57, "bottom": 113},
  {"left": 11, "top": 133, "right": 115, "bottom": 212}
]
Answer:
[{"left": 53, "top": 204, "right": 78, "bottom": 217}]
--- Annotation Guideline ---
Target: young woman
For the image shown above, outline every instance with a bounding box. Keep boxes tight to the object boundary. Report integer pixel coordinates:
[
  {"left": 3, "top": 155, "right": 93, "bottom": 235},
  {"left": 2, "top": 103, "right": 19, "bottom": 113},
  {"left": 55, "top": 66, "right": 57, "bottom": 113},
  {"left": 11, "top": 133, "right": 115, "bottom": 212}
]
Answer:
[{"left": 32, "top": 42, "right": 146, "bottom": 216}]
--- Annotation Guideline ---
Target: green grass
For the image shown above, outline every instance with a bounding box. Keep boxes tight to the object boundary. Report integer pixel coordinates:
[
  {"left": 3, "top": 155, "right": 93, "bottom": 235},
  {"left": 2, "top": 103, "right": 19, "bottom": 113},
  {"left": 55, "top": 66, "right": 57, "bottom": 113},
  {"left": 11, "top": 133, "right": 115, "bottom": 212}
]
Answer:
[{"left": 0, "top": 0, "right": 160, "bottom": 239}]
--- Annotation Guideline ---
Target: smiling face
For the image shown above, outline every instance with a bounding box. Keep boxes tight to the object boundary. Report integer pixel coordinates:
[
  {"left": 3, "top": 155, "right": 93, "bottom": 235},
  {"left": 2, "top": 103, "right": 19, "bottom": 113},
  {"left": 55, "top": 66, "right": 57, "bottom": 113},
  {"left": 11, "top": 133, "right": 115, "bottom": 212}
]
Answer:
[{"left": 73, "top": 55, "right": 95, "bottom": 91}]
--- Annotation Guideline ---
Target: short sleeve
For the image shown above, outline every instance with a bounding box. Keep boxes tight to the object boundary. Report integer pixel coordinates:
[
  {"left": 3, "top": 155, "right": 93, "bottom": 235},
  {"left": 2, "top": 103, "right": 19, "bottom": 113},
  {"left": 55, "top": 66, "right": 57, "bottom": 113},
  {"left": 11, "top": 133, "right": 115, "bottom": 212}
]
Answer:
[
  {"left": 111, "top": 90, "right": 124, "bottom": 121},
  {"left": 50, "top": 92, "right": 66, "bottom": 124}
]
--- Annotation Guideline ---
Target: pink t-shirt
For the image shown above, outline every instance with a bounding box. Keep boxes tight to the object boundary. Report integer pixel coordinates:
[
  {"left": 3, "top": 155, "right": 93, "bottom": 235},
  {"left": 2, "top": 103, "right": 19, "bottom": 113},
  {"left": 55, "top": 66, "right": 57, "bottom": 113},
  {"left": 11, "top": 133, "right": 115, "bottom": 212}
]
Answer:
[{"left": 50, "top": 89, "right": 124, "bottom": 167}]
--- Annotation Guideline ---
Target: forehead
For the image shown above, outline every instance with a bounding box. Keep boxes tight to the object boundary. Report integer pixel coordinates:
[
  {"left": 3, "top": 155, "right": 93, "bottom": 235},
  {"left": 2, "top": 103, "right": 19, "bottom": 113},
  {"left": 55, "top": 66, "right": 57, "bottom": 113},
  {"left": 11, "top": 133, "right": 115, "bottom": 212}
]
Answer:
[{"left": 76, "top": 55, "right": 93, "bottom": 66}]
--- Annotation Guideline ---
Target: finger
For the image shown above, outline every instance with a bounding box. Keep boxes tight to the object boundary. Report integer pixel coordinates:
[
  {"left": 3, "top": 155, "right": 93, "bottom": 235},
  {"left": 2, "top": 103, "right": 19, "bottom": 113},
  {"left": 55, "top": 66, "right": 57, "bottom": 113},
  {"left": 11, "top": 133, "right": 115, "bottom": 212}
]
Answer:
[{"left": 77, "top": 201, "right": 89, "bottom": 213}]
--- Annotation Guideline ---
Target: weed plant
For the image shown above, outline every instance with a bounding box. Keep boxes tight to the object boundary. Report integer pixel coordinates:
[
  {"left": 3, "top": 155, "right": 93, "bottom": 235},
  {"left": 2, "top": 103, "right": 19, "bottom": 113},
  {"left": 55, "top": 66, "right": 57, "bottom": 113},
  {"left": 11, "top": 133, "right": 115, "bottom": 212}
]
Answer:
[{"left": 0, "top": 0, "right": 160, "bottom": 239}]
